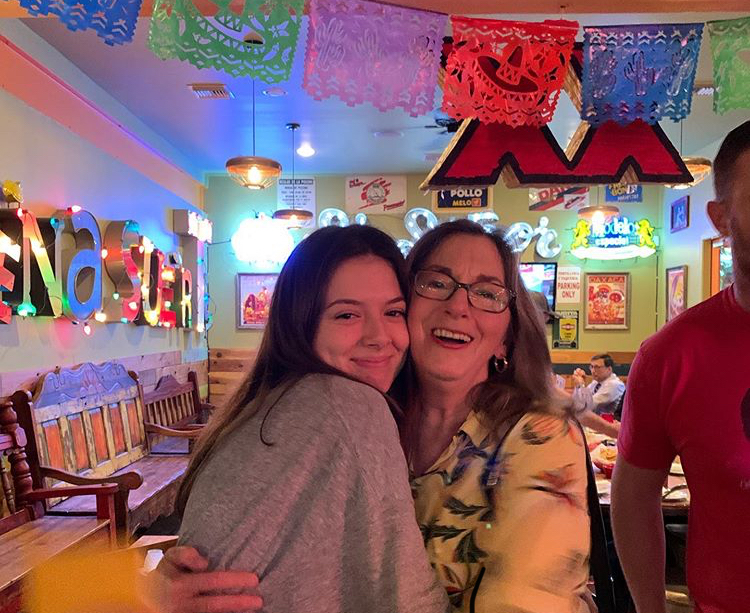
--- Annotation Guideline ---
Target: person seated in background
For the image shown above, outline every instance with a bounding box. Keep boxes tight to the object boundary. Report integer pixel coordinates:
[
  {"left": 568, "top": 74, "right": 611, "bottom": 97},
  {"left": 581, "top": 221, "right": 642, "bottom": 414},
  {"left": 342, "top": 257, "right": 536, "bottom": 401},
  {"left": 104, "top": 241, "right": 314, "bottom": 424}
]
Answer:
[
  {"left": 572, "top": 354, "right": 625, "bottom": 414},
  {"left": 572, "top": 354, "right": 625, "bottom": 438},
  {"left": 527, "top": 293, "right": 622, "bottom": 439}
]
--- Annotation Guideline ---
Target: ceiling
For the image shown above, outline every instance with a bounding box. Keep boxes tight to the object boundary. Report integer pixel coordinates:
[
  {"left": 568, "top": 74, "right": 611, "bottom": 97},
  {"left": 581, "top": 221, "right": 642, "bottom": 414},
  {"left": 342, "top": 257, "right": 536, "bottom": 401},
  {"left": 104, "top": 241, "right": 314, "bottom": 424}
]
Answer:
[{"left": 17, "top": 8, "right": 750, "bottom": 181}]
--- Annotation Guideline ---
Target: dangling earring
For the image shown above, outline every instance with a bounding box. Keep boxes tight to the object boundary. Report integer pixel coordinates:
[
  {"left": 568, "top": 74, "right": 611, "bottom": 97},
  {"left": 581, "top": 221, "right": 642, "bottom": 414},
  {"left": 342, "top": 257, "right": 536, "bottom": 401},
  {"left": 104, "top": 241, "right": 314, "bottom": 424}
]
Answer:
[{"left": 493, "top": 356, "right": 509, "bottom": 373}]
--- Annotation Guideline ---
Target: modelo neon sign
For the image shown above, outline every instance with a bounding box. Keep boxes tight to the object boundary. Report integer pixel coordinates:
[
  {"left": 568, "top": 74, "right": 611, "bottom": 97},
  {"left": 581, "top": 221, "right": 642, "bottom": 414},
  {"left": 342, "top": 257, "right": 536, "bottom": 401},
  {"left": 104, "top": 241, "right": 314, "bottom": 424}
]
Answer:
[
  {"left": 571, "top": 216, "right": 657, "bottom": 260},
  {"left": 317, "top": 207, "right": 562, "bottom": 258},
  {"left": 0, "top": 206, "right": 210, "bottom": 329}
]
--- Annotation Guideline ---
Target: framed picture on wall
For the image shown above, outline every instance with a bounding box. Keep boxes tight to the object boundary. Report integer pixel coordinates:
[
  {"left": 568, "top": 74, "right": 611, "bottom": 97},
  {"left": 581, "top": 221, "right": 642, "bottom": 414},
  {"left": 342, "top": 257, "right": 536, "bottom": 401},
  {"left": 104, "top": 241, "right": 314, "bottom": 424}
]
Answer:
[
  {"left": 584, "top": 273, "right": 629, "bottom": 329},
  {"left": 666, "top": 266, "right": 688, "bottom": 321},
  {"left": 670, "top": 196, "right": 690, "bottom": 233},
  {"left": 237, "top": 273, "right": 278, "bottom": 329}
]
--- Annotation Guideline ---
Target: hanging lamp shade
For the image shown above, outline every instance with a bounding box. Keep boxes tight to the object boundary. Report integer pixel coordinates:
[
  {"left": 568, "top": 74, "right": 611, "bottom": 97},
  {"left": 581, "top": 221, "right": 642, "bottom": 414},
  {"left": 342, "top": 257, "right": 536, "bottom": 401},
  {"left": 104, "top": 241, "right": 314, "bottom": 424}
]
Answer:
[
  {"left": 226, "top": 156, "right": 282, "bottom": 190},
  {"left": 577, "top": 205, "right": 620, "bottom": 222},
  {"left": 273, "top": 208, "right": 313, "bottom": 224},
  {"left": 272, "top": 122, "right": 314, "bottom": 227},
  {"left": 666, "top": 156, "right": 713, "bottom": 190},
  {"left": 225, "top": 80, "right": 281, "bottom": 189}
]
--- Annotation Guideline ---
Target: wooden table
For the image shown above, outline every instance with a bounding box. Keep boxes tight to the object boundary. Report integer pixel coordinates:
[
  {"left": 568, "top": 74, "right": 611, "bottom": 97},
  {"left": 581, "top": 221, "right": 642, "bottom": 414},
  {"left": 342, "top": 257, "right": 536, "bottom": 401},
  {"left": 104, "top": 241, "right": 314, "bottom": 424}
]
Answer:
[{"left": 585, "top": 430, "right": 690, "bottom": 518}]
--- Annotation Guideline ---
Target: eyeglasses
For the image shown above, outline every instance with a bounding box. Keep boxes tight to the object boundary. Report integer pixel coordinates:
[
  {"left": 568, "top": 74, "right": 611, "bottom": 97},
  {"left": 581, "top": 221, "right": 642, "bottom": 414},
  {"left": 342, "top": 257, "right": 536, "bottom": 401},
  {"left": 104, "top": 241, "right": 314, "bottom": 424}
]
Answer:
[
  {"left": 414, "top": 270, "right": 515, "bottom": 313},
  {"left": 589, "top": 364, "right": 608, "bottom": 370}
]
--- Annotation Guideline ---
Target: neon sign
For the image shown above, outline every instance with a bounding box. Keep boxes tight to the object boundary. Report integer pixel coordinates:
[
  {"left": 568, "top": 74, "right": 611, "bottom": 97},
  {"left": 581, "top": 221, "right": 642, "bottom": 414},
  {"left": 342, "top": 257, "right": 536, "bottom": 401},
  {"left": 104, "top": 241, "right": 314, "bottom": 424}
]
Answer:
[
  {"left": 317, "top": 208, "right": 561, "bottom": 258},
  {"left": 571, "top": 216, "right": 658, "bottom": 260}
]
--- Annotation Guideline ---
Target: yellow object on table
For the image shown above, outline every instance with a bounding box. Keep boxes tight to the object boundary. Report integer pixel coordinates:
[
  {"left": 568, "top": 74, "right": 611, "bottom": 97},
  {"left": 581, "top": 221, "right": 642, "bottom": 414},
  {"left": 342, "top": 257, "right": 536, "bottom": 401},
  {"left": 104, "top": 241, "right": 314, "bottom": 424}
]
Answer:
[{"left": 25, "top": 547, "right": 153, "bottom": 613}]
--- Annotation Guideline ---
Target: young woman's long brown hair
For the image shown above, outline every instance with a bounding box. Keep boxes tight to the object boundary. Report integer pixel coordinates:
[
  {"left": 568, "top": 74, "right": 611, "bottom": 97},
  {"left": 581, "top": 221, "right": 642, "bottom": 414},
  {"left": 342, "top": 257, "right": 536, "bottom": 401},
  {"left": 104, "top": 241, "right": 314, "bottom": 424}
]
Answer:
[
  {"left": 176, "top": 225, "right": 409, "bottom": 515},
  {"left": 394, "top": 219, "right": 571, "bottom": 449}
]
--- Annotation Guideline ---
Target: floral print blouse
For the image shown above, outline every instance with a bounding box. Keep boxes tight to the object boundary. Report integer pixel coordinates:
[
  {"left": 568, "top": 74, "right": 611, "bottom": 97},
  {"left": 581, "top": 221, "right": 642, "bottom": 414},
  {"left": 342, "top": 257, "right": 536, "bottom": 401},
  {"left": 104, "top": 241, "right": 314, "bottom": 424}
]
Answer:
[{"left": 411, "top": 411, "right": 590, "bottom": 613}]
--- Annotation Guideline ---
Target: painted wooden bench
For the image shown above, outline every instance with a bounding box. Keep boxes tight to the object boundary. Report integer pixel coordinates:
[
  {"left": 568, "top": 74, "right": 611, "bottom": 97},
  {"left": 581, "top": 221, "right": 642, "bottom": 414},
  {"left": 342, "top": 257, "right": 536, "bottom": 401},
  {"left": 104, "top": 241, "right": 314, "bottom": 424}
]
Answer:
[
  {"left": 138, "top": 371, "right": 209, "bottom": 455},
  {"left": 0, "top": 400, "right": 117, "bottom": 613},
  {"left": 11, "top": 362, "right": 196, "bottom": 545}
]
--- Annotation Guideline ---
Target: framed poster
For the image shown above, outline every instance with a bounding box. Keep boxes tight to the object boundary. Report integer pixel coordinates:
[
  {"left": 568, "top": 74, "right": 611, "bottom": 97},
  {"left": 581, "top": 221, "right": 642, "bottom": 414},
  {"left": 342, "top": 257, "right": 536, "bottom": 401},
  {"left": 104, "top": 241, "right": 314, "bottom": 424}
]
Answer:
[
  {"left": 553, "top": 310, "right": 579, "bottom": 349},
  {"left": 432, "top": 187, "right": 491, "bottom": 212},
  {"left": 345, "top": 175, "right": 407, "bottom": 216},
  {"left": 670, "top": 196, "right": 690, "bottom": 233},
  {"left": 585, "top": 273, "right": 629, "bottom": 329},
  {"left": 666, "top": 265, "right": 688, "bottom": 321},
  {"left": 237, "top": 273, "right": 278, "bottom": 329}
]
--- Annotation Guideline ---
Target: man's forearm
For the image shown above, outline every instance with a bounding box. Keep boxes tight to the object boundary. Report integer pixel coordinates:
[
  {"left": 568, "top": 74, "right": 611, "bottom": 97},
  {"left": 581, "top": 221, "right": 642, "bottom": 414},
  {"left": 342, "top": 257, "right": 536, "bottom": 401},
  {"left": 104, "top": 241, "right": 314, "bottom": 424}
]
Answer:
[{"left": 611, "top": 462, "right": 668, "bottom": 613}]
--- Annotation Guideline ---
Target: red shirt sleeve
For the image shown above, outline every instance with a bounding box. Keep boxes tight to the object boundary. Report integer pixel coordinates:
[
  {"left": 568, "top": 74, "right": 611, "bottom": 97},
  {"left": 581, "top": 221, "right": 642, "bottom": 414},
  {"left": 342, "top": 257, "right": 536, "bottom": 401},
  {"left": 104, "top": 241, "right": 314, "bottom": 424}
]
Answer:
[{"left": 617, "top": 340, "right": 677, "bottom": 470}]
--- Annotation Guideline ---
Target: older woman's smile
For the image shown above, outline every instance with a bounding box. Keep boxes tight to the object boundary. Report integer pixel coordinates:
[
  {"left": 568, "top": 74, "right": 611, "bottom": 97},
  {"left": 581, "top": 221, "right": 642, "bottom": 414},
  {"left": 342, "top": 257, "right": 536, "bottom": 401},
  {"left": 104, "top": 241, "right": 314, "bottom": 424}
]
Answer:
[{"left": 431, "top": 328, "right": 474, "bottom": 346}]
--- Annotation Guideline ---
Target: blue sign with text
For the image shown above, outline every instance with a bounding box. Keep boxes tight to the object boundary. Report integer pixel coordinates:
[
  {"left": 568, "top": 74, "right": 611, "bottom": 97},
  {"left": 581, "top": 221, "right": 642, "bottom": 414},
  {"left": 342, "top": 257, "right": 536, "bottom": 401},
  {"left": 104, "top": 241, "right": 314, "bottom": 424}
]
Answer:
[{"left": 605, "top": 184, "right": 642, "bottom": 203}]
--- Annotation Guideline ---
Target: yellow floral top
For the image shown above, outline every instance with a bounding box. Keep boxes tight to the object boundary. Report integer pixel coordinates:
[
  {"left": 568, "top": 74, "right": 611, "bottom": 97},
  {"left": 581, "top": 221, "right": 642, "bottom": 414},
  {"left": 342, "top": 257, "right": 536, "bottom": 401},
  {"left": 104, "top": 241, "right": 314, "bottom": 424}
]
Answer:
[{"left": 411, "top": 411, "right": 590, "bottom": 613}]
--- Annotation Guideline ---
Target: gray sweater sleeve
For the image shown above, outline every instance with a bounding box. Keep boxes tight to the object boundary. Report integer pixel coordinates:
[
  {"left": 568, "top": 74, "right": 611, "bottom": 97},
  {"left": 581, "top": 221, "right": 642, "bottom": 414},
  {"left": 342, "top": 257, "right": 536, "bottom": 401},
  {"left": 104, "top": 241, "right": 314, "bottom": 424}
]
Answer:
[{"left": 179, "top": 374, "right": 448, "bottom": 613}]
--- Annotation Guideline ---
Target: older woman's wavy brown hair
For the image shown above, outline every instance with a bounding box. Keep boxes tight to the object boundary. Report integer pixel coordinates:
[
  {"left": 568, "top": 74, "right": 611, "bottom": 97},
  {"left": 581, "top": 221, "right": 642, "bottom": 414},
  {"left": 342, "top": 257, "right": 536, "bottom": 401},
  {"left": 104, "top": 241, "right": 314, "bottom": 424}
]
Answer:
[{"left": 395, "top": 219, "right": 570, "bottom": 444}]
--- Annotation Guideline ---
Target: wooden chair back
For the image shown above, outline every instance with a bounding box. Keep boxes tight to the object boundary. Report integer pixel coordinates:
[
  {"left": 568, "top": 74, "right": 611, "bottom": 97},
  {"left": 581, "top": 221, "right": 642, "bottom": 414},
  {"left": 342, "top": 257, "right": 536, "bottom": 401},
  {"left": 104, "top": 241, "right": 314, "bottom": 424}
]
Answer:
[
  {"left": 142, "top": 372, "right": 201, "bottom": 430},
  {"left": 13, "top": 362, "right": 147, "bottom": 496},
  {"left": 140, "top": 371, "right": 205, "bottom": 453}
]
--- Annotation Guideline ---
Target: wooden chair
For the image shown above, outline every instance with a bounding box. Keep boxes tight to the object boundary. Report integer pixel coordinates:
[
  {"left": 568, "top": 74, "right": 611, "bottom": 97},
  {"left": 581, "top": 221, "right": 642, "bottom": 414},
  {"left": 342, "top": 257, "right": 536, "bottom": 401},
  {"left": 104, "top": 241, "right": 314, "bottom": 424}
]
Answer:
[
  {"left": 11, "top": 362, "right": 195, "bottom": 545},
  {"left": 138, "top": 371, "right": 210, "bottom": 455},
  {"left": 0, "top": 400, "right": 118, "bottom": 613}
]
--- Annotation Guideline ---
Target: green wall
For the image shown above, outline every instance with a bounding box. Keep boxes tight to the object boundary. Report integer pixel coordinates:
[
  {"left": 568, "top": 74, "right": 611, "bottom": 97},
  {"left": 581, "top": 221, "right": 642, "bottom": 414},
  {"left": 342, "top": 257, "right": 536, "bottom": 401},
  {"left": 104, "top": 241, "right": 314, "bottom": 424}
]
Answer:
[
  {"left": 658, "top": 139, "right": 724, "bottom": 328},
  {"left": 206, "top": 175, "right": 666, "bottom": 353}
]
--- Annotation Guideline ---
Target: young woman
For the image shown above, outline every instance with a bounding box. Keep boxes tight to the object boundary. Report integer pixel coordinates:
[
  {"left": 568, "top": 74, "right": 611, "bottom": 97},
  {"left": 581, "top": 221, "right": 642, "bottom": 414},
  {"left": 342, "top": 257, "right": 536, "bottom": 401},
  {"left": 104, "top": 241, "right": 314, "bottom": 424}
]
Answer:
[
  {"left": 158, "top": 221, "right": 592, "bottom": 613},
  {"left": 172, "top": 224, "right": 449, "bottom": 613}
]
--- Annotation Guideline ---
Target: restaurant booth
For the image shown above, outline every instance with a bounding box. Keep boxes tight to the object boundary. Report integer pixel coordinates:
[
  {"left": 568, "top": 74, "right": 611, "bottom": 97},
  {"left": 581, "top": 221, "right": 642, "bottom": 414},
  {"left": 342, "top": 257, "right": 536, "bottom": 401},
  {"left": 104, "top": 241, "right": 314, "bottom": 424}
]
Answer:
[{"left": 0, "top": 2, "right": 747, "bottom": 612}]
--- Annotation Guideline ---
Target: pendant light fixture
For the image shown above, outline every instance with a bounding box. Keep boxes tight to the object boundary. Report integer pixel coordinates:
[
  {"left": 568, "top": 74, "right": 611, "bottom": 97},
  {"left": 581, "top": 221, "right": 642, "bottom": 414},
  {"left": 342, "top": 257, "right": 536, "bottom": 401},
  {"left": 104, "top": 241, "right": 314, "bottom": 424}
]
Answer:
[
  {"left": 665, "top": 121, "right": 712, "bottom": 190},
  {"left": 273, "top": 122, "right": 314, "bottom": 227},
  {"left": 226, "top": 80, "right": 282, "bottom": 190}
]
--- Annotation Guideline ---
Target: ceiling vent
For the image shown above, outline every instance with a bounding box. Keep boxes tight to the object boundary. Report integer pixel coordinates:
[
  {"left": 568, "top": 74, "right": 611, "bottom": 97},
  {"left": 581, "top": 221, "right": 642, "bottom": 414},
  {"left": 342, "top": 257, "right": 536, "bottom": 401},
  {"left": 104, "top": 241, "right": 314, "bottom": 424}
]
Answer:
[{"left": 188, "top": 83, "right": 234, "bottom": 100}]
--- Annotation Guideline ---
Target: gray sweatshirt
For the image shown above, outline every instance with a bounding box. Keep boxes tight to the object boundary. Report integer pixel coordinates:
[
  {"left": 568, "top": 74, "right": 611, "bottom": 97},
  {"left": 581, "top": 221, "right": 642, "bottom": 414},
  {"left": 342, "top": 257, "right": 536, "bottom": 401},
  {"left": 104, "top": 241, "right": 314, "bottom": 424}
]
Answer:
[{"left": 179, "top": 374, "right": 449, "bottom": 613}]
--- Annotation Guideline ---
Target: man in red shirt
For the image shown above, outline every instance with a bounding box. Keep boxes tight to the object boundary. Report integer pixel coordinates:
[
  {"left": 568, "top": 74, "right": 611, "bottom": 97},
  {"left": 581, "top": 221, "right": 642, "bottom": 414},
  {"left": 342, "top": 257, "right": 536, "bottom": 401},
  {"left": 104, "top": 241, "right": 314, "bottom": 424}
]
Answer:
[{"left": 613, "top": 121, "right": 750, "bottom": 613}]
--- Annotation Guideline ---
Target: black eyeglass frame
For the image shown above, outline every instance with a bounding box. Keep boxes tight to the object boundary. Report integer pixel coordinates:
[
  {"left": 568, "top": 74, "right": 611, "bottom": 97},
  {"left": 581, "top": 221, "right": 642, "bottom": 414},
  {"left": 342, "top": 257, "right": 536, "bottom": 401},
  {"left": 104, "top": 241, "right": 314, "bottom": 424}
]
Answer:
[{"left": 413, "top": 269, "right": 516, "bottom": 314}]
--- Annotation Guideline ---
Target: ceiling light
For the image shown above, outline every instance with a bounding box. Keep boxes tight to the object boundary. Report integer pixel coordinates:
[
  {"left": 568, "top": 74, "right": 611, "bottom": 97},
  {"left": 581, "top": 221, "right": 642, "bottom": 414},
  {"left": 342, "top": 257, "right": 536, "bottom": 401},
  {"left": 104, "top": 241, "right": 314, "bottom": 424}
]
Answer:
[
  {"left": 226, "top": 80, "right": 281, "bottom": 190},
  {"left": 262, "top": 86, "right": 287, "bottom": 97},
  {"left": 274, "top": 123, "right": 314, "bottom": 228},
  {"left": 296, "top": 143, "right": 315, "bottom": 157},
  {"left": 666, "top": 156, "right": 713, "bottom": 190}
]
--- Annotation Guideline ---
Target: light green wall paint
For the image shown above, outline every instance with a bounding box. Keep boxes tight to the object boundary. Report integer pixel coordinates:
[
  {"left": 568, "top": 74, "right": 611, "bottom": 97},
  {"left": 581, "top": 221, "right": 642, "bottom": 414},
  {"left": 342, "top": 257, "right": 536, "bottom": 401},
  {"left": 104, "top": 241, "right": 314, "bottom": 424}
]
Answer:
[
  {"left": 658, "top": 139, "right": 724, "bottom": 328},
  {"left": 206, "top": 175, "right": 665, "bottom": 353}
]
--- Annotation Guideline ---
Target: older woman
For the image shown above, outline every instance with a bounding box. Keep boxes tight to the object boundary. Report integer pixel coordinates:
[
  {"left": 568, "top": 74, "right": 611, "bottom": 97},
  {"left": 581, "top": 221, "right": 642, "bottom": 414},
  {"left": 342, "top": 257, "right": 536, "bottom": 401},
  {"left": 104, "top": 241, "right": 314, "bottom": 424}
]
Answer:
[
  {"left": 399, "top": 220, "right": 590, "bottom": 612},
  {"left": 157, "top": 221, "right": 591, "bottom": 613}
]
